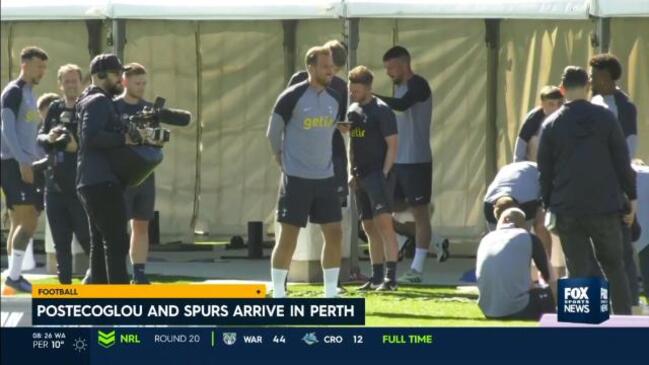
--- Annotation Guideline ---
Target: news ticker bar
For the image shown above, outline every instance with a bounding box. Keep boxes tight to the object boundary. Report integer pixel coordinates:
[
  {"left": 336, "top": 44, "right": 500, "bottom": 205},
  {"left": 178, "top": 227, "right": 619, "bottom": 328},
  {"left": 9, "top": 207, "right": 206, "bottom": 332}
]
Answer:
[
  {"left": 31, "top": 285, "right": 364, "bottom": 325},
  {"left": 2, "top": 327, "right": 647, "bottom": 364}
]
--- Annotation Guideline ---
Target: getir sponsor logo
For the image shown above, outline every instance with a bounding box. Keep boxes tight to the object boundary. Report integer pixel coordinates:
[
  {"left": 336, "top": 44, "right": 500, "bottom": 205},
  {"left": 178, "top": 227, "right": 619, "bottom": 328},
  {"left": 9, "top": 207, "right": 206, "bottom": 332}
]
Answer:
[
  {"left": 304, "top": 116, "right": 334, "bottom": 130},
  {"left": 350, "top": 127, "right": 366, "bottom": 138}
]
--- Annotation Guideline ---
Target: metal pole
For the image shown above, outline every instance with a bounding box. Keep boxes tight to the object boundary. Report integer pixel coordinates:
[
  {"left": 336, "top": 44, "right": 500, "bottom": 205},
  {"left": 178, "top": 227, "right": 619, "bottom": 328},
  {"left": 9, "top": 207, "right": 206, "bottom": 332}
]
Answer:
[
  {"left": 6, "top": 23, "right": 14, "bottom": 80},
  {"left": 345, "top": 17, "right": 361, "bottom": 279},
  {"left": 191, "top": 21, "right": 203, "bottom": 231},
  {"left": 112, "top": 19, "right": 126, "bottom": 59},
  {"left": 282, "top": 20, "right": 298, "bottom": 85},
  {"left": 85, "top": 20, "right": 103, "bottom": 58},
  {"left": 485, "top": 19, "right": 500, "bottom": 182},
  {"left": 596, "top": 17, "right": 611, "bottom": 53}
]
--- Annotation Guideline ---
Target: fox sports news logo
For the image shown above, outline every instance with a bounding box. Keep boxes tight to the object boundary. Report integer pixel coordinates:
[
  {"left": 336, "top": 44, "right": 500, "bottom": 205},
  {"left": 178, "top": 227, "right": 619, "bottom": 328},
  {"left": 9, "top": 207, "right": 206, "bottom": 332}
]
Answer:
[
  {"left": 563, "top": 286, "right": 590, "bottom": 313},
  {"left": 558, "top": 278, "right": 609, "bottom": 324}
]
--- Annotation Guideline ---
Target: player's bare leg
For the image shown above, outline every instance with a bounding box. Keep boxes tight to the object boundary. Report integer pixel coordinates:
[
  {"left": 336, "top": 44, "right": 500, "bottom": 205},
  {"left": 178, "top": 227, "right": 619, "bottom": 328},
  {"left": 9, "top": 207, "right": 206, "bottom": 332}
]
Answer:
[
  {"left": 321, "top": 222, "right": 342, "bottom": 297},
  {"left": 358, "top": 219, "right": 385, "bottom": 290},
  {"left": 270, "top": 223, "right": 300, "bottom": 298}
]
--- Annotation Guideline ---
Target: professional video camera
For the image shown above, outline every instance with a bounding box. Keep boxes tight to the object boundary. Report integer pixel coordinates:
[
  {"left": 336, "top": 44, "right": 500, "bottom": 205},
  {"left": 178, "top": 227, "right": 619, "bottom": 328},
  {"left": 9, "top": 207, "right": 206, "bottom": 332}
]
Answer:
[
  {"left": 109, "top": 96, "right": 191, "bottom": 187},
  {"left": 31, "top": 110, "right": 77, "bottom": 190},
  {"left": 123, "top": 96, "right": 191, "bottom": 146}
]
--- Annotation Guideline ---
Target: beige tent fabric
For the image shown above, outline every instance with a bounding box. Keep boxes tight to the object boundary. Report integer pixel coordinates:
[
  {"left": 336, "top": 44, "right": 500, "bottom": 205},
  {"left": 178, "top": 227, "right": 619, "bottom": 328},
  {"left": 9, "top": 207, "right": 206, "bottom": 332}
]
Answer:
[
  {"left": 609, "top": 18, "right": 649, "bottom": 161},
  {"left": 295, "top": 19, "right": 344, "bottom": 74},
  {"left": 0, "top": 21, "right": 91, "bottom": 98},
  {"left": 496, "top": 20, "right": 594, "bottom": 166},
  {"left": 355, "top": 20, "right": 487, "bottom": 237},
  {"left": 0, "top": 23, "right": 12, "bottom": 94},
  {"left": 287, "top": 19, "right": 488, "bottom": 238},
  {"left": 211, "top": 19, "right": 488, "bottom": 239},
  {"left": 1, "top": 18, "right": 645, "bottom": 242},
  {"left": 197, "top": 21, "right": 285, "bottom": 235},
  {"left": 356, "top": 19, "right": 396, "bottom": 97},
  {"left": 393, "top": 19, "right": 488, "bottom": 238},
  {"left": 124, "top": 20, "right": 199, "bottom": 242}
]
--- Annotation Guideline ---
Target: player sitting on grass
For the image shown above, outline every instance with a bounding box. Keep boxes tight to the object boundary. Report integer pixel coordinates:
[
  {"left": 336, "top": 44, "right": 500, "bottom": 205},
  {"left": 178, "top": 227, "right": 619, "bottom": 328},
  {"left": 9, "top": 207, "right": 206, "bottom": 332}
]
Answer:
[{"left": 476, "top": 207, "right": 556, "bottom": 320}]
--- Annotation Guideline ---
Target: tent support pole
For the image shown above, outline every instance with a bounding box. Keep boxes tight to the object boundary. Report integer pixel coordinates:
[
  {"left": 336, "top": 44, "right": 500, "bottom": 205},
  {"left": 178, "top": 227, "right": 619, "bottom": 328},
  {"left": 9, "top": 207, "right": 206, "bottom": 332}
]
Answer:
[
  {"left": 595, "top": 17, "right": 611, "bottom": 53},
  {"left": 345, "top": 17, "right": 361, "bottom": 279},
  {"left": 191, "top": 22, "right": 204, "bottom": 231},
  {"left": 86, "top": 20, "right": 103, "bottom": 58},
  {"left": 112, "top": 19, "right": 126, "bottom": 59},
  {"left": 282, "top": 20, "right": 297, "bottom": 85},
  {"left": 346, "top": 18, "right": 359, "bottom": 67},
  {"left": 6, "top": 23, "right": 14, "bottom": 80},
  {"left": 485, "top": 19, "right": 500, "bottom": 184}
]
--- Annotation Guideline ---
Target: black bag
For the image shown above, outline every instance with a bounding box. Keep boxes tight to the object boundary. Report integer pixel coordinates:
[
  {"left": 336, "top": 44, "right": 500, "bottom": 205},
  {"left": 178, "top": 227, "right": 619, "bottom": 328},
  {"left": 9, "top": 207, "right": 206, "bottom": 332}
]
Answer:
[{"left": 108, "top": 145, "right": 163, "bottom": 187}]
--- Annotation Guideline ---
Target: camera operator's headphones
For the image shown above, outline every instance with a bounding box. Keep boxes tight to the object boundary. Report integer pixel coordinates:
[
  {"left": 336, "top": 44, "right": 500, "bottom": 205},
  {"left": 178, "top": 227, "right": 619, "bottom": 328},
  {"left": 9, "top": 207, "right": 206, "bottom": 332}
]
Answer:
[{"left": 91, "top": 53, "right": 128, "bottom": 80}]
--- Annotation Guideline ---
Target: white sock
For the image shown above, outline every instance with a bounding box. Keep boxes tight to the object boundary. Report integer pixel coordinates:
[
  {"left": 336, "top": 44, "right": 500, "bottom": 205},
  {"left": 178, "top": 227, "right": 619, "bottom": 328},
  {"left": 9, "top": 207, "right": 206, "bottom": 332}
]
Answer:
[
  {"left": 22, "top": 239, "right": 35, "bottom": 270},
  {"left": 8, "top": 249, "right": 26, "bottom": 280},
  {"left": 323, "top": 267, "right": 340, "bottom": 298},
  {"left": 271, "top": 268, "right": 288, "bottom": 298},
  {"left": 411, "top": 248, "right": 428, "bottom": 273}
]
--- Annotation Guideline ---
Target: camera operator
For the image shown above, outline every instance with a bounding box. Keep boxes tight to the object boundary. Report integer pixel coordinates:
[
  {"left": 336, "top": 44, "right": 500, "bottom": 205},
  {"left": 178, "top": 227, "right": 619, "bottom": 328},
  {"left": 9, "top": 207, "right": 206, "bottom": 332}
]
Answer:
[
  {"left": 36, "top": 64, "right": 91, "bottom": 285},
  {"left": 76, "top": 54, "right": 139, "bottom": 284},
  {"left": 114, "top": 63, "right": 155, "bottom": 284}
]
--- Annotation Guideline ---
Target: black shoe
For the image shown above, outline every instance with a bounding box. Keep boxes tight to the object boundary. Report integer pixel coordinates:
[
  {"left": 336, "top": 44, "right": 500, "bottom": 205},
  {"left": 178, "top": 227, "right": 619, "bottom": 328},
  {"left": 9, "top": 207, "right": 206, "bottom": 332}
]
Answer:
[
  {"left": 436, "top": 238, "right": 450, "bottom": 263},
  {"left": 398, "top": 237, "right": 415, "bottom": 261},
  {"left": 58, "top": 273, "right": 72, "bottom": 285},
  {"left": 376, "top": 279, "right": 398, "bottom": 292},
  {"left": 357, "top": 280, "right": 381, "bottom": 291},
  {"left": 5, "top": 276, "right": 32, "bottom": 293}
]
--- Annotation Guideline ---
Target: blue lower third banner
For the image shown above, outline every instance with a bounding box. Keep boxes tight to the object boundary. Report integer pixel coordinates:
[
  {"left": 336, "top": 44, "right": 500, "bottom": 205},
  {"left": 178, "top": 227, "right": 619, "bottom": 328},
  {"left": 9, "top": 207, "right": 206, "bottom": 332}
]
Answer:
[
  {"left": 2, "top": 327, "right": 647, "bottom": 364},
  {"left": 32, "top": 299, "right": 365, "bottom": 325}
]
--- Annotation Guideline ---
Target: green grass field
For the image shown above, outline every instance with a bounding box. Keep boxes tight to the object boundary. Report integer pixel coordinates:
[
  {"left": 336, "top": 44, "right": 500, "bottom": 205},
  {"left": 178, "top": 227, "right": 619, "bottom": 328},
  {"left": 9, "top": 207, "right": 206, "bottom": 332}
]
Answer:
[
  {"left": 292, "top": 285, "right": 535, "bottom": 327},
  {"left": 25, "top": 275, "right": 537, "bottom": 327}
]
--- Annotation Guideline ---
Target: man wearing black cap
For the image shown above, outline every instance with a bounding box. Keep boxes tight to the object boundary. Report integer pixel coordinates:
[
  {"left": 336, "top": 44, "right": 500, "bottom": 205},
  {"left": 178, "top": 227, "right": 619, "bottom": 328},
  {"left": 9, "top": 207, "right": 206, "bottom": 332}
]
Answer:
[
  {"left": 537, "top": 66, "right": 637, "bottom": 314},
  {"left": 76, "top": 54, "right": 139, "bottom": 284}
]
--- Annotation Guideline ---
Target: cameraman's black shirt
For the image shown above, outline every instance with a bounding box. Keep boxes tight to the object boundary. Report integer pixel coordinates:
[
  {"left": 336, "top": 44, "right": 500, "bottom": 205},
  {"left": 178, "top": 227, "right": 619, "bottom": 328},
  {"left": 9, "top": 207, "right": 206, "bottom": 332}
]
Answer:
[
  {"left": 37, "top": 99, "right": 78, "bottom": 195},
  {"left": 349, "top": 96, "right": 397, "bottom": 177},
  {"left": 76, "top": 86, "right": 126, "bottom": 188},
  {"left": 113, "top": 96, "right": 153, "bottom": 122}
]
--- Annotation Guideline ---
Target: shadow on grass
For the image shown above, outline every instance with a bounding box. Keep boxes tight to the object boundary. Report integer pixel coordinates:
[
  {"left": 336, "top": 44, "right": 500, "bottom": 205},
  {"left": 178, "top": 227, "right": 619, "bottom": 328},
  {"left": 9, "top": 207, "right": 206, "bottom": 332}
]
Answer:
[
  {"left": 360, "top": 290, "right": 478, "bottom": 301},
  {"left": 144, "top": 274, "right": 208, "bottom": 283},
  {"left": 369, "top": 311, "right": 535, "bottom": 324},
  {"left": 289, "top": 285, "right": 479, "bottom": 301},
  {"left": 33, "top": 274, "right": 210, "bottom": 285},
  {"left": 369, "top": 311, "right": 488, "bottom": 321}
]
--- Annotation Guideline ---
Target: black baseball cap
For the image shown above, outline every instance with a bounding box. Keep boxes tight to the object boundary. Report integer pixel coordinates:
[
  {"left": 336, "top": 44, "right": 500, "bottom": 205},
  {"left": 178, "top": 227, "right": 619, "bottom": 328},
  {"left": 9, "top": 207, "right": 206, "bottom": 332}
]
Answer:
[{"left": 90, "top": 53, "right": 131, "bottom": 75}]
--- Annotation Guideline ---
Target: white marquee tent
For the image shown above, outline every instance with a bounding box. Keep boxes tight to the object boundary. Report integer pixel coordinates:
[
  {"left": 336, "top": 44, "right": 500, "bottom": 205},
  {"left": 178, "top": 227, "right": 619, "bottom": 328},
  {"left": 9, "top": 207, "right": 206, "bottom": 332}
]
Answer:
[{"left": 1, "top": 0, "right": 647, "bottom": 245}]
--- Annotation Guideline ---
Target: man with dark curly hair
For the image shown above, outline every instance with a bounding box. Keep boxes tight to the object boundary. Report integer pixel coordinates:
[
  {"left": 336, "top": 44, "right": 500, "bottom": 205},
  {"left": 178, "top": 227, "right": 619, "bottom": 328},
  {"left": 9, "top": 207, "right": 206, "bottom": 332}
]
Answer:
[
  {"left": 589, "top": 53, "right": 638, "bottom": 159},
  {"left": 589, "top": 53, "right": 641, "bottom": 308}
]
